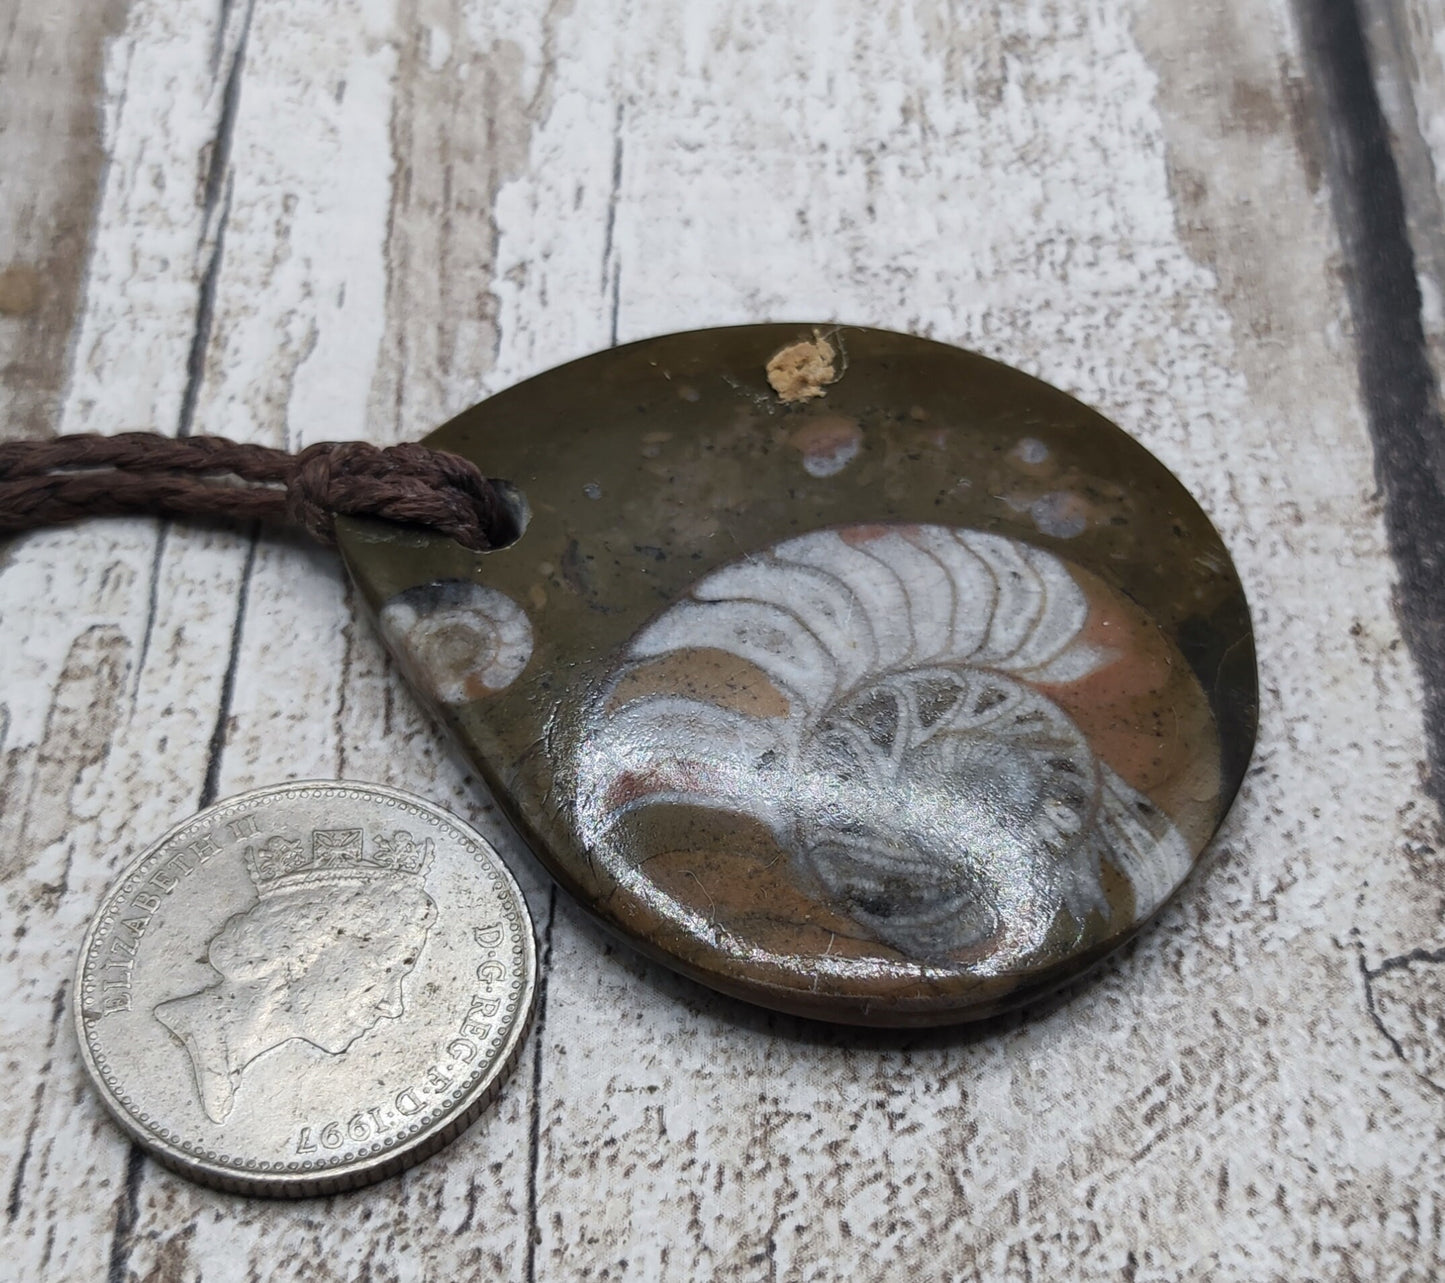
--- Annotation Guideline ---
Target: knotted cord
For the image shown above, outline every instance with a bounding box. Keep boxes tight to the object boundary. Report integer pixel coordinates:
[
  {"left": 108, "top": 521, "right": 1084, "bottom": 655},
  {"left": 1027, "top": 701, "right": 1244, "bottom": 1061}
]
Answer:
[{"left": 0, "top": 433, "right": 514, "bottom": 552}]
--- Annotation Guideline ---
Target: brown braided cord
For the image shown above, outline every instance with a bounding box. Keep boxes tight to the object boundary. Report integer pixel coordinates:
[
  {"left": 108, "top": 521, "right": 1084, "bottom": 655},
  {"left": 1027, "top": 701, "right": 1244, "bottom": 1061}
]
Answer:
[{"left": 0, "top": 433, "right": 516, "bottom": 552}]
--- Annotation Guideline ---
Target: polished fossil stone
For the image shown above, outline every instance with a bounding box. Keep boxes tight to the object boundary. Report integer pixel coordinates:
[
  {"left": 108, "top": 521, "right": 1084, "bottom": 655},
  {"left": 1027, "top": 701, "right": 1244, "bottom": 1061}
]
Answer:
[{"left": 338, "top": 325, "right": 1257, "bottom": 1026}]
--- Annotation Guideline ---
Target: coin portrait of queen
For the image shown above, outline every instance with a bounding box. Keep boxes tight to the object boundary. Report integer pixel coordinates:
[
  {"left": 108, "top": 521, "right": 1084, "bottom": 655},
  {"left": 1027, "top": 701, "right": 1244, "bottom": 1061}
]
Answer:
[{"left": 154, "top": 828, "right": 439, "bottom": 1124}]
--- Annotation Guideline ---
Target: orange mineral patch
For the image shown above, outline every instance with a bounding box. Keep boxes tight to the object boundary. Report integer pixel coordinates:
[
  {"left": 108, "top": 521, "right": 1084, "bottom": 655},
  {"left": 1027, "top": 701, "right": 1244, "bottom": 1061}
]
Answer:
[
  {"left": 627, "top": 811, "right": 899, "bottom": 963},
  {"left": 1036, "top": 566, "right": 1222, "bottom": 847},
  {"left": 787, "top": 415, "right": 863, "bottom": 477},
  {"left": 607, "top": 647, "right": 792, "bottom": 720},
  {"left": 838, "top": 523, "right": 895, "bottom": 546}
]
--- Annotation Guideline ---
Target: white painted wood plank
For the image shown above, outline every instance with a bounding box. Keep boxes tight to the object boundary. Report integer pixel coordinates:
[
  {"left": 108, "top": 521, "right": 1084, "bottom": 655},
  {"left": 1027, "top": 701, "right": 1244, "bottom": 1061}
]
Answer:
[
  {"left": 1, "top": 0, "right": 1443, "bottom": 1278},
  {"left": 86, "top": 2, "right": 551, "bottom": 1277},
  {"left": 1362, "top": 0, "right": 1445, "bottom": 373},
  {"left": 0, "top": 3, "right": 272, "bottom": 1275},
  {"left": 0, "top": 0, "right": 123, "bottom": 439}
]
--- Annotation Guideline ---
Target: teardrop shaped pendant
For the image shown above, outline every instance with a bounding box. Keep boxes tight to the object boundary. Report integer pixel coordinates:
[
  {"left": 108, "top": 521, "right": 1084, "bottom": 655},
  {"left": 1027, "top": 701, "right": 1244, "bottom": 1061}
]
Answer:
[{"left": 338, "top": 325, "right": 1257, "bottom": 1026}]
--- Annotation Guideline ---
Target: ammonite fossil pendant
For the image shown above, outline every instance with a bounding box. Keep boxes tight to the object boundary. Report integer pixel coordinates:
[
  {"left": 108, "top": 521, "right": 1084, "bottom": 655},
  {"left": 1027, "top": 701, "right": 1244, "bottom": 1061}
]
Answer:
[{"left": 338, "top": 325, "right": 1257, "bottom": 1026}]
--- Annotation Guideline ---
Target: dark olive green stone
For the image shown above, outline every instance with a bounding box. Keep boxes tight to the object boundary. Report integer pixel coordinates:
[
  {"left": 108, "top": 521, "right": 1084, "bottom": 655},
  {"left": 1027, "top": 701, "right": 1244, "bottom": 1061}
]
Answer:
[{"left": 338, "top": 325, "right": 1257, "bottom": 1026}]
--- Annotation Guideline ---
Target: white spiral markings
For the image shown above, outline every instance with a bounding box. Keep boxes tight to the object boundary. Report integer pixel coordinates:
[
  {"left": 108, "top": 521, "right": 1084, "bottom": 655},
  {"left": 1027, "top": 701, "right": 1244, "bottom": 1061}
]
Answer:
[{"left": 576, "top": 526, "right": 1193, "bottom": 972}]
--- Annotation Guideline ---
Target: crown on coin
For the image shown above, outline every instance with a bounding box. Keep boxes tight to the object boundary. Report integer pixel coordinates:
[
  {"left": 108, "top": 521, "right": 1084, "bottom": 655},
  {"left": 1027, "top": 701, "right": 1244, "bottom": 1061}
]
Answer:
[{"left": 244, "top": 828, "right": 435, "bottom": 896}]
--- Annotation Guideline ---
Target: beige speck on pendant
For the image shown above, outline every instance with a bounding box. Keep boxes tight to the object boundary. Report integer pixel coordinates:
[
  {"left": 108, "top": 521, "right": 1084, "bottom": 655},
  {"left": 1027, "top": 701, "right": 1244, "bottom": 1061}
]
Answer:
[{"left": 766, "top": 336, "right": 838, "bottom": 402}]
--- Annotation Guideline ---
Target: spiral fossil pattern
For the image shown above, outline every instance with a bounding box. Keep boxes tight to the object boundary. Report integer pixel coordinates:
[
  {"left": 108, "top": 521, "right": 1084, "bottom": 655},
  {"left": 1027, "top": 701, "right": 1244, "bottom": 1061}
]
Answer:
[
  {"left": 379, "top": 579, "right": 533, "bottom": 703},
  {"left": 576, "top": 524, "right": 1194, "bottom": 972}
]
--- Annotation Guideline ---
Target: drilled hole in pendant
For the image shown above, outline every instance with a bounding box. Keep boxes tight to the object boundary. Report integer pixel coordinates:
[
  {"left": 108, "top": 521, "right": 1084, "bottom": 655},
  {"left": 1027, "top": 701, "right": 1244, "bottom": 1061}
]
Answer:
[{"left": 485, "top": 478, "right": 530, "bottom": 550}]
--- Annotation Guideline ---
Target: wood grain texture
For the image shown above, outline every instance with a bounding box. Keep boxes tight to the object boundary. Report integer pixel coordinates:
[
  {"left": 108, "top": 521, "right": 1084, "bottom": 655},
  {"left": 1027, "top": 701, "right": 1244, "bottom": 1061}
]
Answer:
[
  {"left": 1360, "top": 0, "right": 1445, "bottom": 374},
  {"left": 0, "top": 0, "right": 129, "bottom": 440},
  {"left": 2, "top": 0, "right": 1443, "bottom": 1279}
]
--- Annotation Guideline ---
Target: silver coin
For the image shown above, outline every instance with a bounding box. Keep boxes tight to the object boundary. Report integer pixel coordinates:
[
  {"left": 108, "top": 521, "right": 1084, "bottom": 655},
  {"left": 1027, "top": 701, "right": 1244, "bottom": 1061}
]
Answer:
[{"left": 73, "top": 781, "right": 537, "bottom": 1197}]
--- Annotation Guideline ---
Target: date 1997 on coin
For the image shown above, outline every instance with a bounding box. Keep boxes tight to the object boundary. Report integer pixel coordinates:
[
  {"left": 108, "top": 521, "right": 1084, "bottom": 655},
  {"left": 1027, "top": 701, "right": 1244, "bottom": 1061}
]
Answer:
[{"left": 74, "top": 782, "right": 538, "bottom": 1197}]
